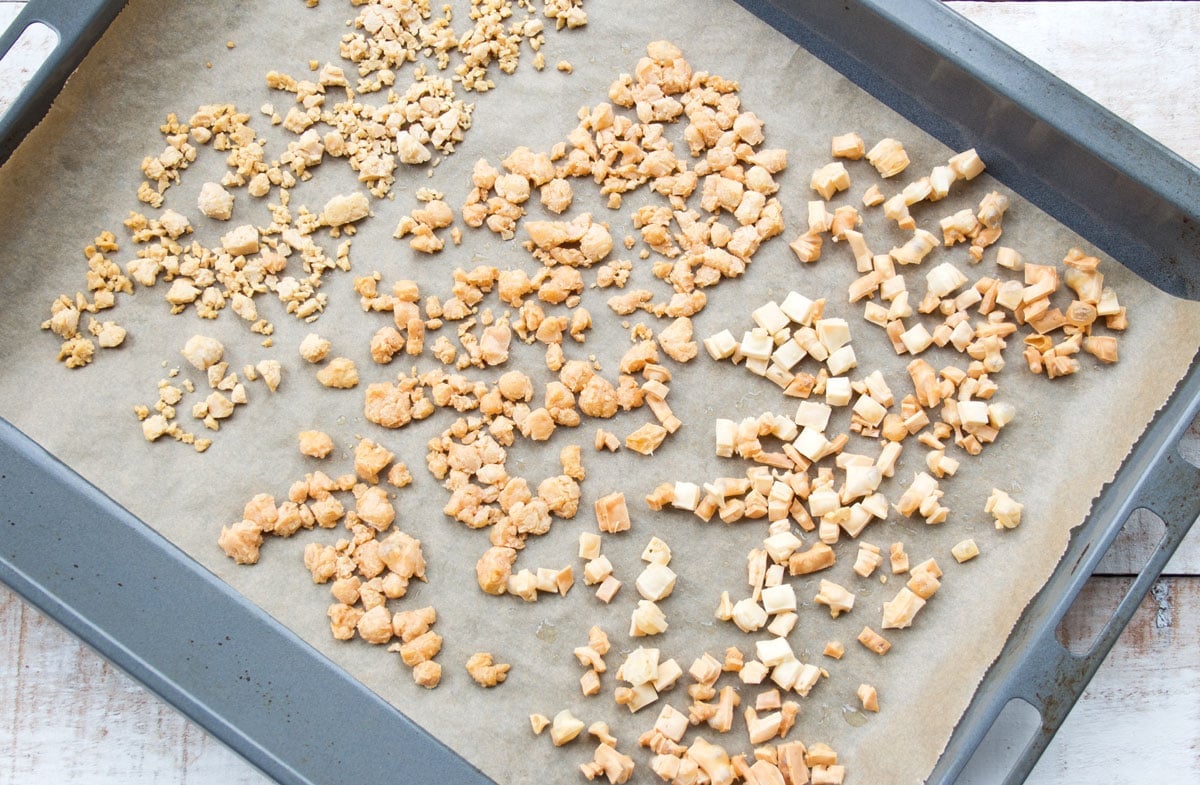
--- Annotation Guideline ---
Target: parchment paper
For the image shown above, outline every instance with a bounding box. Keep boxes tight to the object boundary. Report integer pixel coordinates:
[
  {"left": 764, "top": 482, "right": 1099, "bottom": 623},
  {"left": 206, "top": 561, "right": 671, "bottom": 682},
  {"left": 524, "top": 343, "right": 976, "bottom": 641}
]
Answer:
[{"left": 1, "top": 1, "right": 1198, "bottom": 783}]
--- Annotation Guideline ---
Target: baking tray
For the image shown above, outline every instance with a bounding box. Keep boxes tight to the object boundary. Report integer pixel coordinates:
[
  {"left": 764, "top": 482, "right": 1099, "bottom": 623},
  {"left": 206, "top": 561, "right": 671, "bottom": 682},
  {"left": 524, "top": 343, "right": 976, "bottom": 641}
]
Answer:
[{"left": 1, "top": 1, "right": 1198, "bottom": 783}]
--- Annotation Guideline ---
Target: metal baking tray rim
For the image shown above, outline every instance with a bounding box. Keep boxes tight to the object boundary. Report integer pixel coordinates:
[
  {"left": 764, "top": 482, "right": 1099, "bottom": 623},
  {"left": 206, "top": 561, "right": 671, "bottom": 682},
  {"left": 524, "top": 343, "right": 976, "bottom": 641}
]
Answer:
[{"left": 2, "top": 1, "right": 1199, "bottom": 783}]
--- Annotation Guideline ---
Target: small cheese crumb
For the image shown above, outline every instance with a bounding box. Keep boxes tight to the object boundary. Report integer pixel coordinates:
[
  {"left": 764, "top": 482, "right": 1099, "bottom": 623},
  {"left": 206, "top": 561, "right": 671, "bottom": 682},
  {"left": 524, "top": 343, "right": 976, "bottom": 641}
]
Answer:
[
  {"left": 857, "top": 683, "right": 879, "bottom": 712},
  {"left": 197, "top": 182, "right": 234, "bottom": 220},
  {"left": 298, "top": 430, "right": 334, "bottom": 458},
  {"left": 465, "top": 652, "right": 510, "bottom": 687},
  {"left": 299, "top": 333, "right": 332, "bottom": 363},
  {"left": 316, "top": 357, "right": 359, "bottom": 388},
  {"left": 952, "top": 539, "right": 980, "bottom": 563}
]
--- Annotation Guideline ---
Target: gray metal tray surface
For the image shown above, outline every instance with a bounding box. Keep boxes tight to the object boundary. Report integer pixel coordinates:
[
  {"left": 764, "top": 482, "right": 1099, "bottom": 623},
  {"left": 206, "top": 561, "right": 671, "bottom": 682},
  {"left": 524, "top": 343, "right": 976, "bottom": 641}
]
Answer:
[{"left": 2, "top": 1, "right": 1199, "bottom": 783}]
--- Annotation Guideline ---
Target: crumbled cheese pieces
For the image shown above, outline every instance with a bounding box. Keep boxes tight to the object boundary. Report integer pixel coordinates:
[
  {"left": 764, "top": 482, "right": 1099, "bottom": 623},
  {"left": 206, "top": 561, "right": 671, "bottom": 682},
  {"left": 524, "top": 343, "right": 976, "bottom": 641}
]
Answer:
[
  {"left": 46, "top": 1, "right": 595, "bottom": 367},
  {"left": 316, "top": 357, "right": 359, "bottom": 389},
  {"left": 952, "top": 539, "right": 980, "bottom": 563},
  {"left": 62, "top": 7, "right": 1139, "bottom": 781},
  {"left": 182, "top": 335, "right": 224, "bottom": 370},
  {"left": 298, "top": 430, "right": 334, "bottom": 458},
  {"left": 986, "top": 488, "right": 1023, "bottom": 529},
  {"left": 465, "top": 652, "right": 511, "bottom": 687},
  {"left": 219, "top": 426, "right": 440, "bottom": 682},
  {"left": 857, "top": 683, "right": 879, "bottom": 713},
  {"left": 198, "top": 181, "right": 234, "bottom": 220}
]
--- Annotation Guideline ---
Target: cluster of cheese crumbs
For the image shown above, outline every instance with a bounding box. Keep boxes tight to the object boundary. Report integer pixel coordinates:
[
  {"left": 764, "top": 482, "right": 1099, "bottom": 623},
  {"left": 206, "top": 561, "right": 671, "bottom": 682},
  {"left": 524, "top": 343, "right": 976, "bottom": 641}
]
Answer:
[
  {"left": 41, "top": 0, "right": 591, "bottom": 370},
  {"left": 218, "top": 433, "right": 451, "bottom": 686},
  {"left": 795, "top": 137, "right": 1125, "bottom": 379},
  {"left": 135, "top": 335, "right": 282, "bottom": 451}
]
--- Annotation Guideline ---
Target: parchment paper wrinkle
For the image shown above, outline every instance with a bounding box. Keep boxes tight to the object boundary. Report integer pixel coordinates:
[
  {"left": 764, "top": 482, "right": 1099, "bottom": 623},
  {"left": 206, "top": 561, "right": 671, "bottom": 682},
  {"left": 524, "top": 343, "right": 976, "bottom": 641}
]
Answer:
[{"left": 1, "top": 1, "right": 1197, "bottom": 782}]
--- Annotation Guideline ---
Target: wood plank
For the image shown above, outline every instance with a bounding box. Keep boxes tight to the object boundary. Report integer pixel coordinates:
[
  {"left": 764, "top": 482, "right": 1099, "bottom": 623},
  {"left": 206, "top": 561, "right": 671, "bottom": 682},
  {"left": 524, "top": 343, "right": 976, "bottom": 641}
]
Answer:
[
  {"left": 0, "top": 586, "right": 23, "bottom": 785},
  {"left": 1030, "top": 575, "right": 1200, "bottom": 782},
  {"left": 948, "top": 1, "right": 1200, "bottom": 165},
  {"left": 958, "top": 575, "right": 1200, "bottom": 782},
  {"left": 0, "top": 584, "right": 269, "bottom": 785}
]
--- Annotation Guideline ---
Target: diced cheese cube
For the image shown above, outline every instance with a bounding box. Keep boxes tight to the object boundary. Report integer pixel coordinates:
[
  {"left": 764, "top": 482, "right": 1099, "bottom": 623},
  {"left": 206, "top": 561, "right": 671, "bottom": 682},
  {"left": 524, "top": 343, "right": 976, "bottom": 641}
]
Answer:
[
  {"left": 761, "top": 584, "right": 798, "bottom": 614},
  {"left": 715, "top": 418, "right": 737, "bottom": 457},
  {"left": 852, "top": 394, "right": 887, "bottom": 426},
  {"left": 815, "top": 318, "right": 851, "bottom": 352},
  {"left": 826, "top": 345, "right": 857, "bottom": 376},
  {"left": 752, "top": 301, "right": 790, "bottom": 335},
  {"left": 672, "top": 482, "right": 701, "bottom": 511},
  {"left": 771, "top": 339, "right": 805, "bottom": 371},
  {"left": 793, "top": 427, "right": 830, "bottom": 461},
  {"left": 795, "top": 401, "right": 832, "bottom": 430},
  {"left": 740, "top": 328, "right": 774, "bottom": 361},
  {"left": 900, "top": 323, "right": 933, "bottom": 355},
  {"left": 756, "top": 637, "right": 795, "bottom": 667},
  {"left": 763, "top": 531, "right": 802, "bottom": 562},
  {"left": 780, "top": 291, "right": 817, "bottom": 325},
  {"left": 825, "top": 376, "right": 852, "bottom": 406},
  {"left": 704, "top": 329, "right": 739, "bottom": 360},
  {"left": 636, "top": 562, "right": 678, "bottom": 602}
]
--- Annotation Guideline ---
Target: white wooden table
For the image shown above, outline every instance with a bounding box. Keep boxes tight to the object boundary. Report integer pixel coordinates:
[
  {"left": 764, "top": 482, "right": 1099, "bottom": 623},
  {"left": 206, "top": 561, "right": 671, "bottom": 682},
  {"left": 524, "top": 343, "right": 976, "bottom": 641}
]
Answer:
[{"left": 1, "top": 2, "right": 1198, "bottom": 783}]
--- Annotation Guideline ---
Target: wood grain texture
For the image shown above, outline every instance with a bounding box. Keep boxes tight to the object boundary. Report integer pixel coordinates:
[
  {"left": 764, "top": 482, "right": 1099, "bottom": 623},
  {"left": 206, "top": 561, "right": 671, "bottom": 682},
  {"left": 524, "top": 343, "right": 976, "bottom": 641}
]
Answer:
[
  {"left": 1, "top": 3, "right": 1199, "bottom": 784},
  {"left": 0, "top": 588, "right": 269, "bottom": 785},
  {"left": 1031, "top": 576, "right": 1200, "bottom": 782},
  {"left": 949, "top": 1, "right": 1200, "bottom": 165}
]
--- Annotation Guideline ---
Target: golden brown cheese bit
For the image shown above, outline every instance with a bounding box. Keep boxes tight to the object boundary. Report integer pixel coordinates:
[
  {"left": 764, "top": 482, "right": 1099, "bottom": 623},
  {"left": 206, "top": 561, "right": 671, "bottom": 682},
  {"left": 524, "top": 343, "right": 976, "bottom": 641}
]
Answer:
[
  {"left": 857, "top": 626, "right": 891, "bottom": 656},
  {"left": 952, "top": 538, "right": 980, "bottom": 563},
  {"left": 316, "top": 357, "right": 359, "bottom": 388},
  {"left": 218, "top": 521, "right": 263, "bottom": 564},
  {"left": 625, "top": 423, "right": 667, "bottom": 455},
  {"left": 298, "top": 430, "right": 334, "bottom": 459},
  {"left": 788, "top": 541, "right": 836, "bottom": 576},
  {"left": 328, "top": 603, "right": 362, "bottom": 640},
  {"left": 412, "top": 660, "right": 442, "bottom": 689},
  {"left": 465, "top": 652, "right": 510, "bottom": 687},
  {"left": 392, "top": 606, "right": 436, "bottom": 643},
  {"left": 356, "top": 606, "right": 394, "bottom": 644},
  {"left": 595, "top": 491, "right": 631, "bottom": 533},
  {"left": 399, "top": 631, "right": 443, "bottom": 666},
  {"left": 476, "top": 545, "right": 517, "bottom": 595},
  {"left": 560, "top": 444, "right": 585, "bottom": 480},
  {"left": 530, "top": 713, "right": 551, "bottom": 735},
  {"left": 386, "top": 463, "right": 413, "bottom": 488},
  {"left": 354, "top": 438, "right": 394, "bottom": 484}
]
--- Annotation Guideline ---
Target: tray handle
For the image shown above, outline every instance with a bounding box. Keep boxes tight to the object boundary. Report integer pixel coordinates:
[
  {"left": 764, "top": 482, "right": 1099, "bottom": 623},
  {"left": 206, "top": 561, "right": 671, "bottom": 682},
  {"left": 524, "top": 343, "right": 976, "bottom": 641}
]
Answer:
[
  {"left": 0, "top": 0, "right": 128, "bottom": 165},
  {"left": 994, "top": 448, "right": 1200, "bottom": 784}
]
